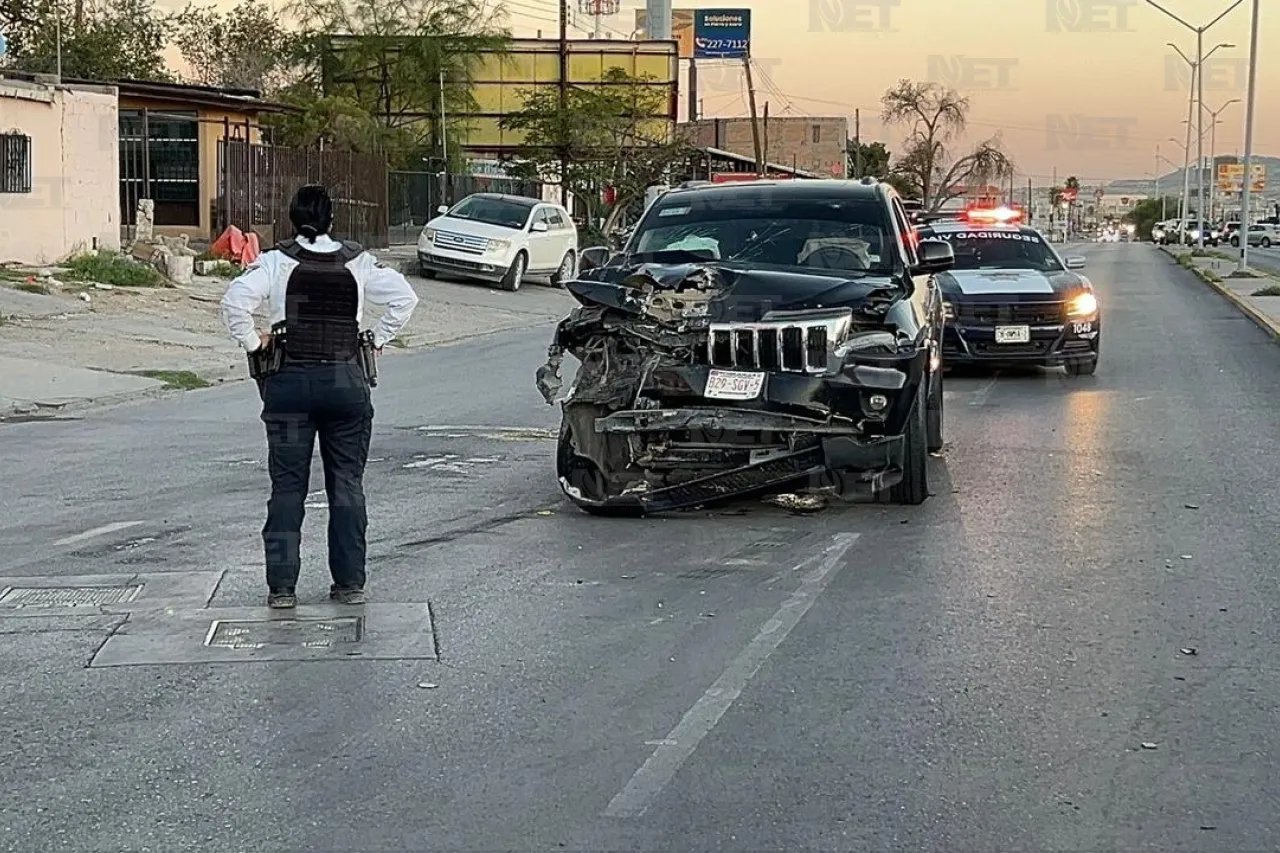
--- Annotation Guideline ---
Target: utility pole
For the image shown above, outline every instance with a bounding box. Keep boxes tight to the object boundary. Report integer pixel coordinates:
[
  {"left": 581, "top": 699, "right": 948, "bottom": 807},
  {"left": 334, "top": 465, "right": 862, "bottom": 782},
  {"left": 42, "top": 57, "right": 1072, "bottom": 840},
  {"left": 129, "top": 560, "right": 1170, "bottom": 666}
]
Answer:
[
  {"left": 1238, "top": 0, "right": 1259, "bottom": 272},
  {"left": 853, "top": 109, "right": 861, "bottom": 177},
  {"left": 1147, "top": 0, "right": 1244, "bottom": 248},
  {"left": 743, "top": 56, "right": 763, "bottom": 176},
  {"left": 762, "top": 101, "right": 770, "bottom": 172},
  {"left": 688, "top": 59, "right": 698, "bottom": 121},
  {"left": 558, "top": 0, "right": 569, "bottom": 206}
]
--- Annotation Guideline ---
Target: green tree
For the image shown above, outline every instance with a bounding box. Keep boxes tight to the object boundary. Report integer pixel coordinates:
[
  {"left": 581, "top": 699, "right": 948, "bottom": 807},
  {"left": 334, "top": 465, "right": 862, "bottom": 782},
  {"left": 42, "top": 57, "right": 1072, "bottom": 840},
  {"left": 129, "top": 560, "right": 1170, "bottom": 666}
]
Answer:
[
  {"left": 0, "top": 0, "right": 172, "bottom": 80},
  {"left": 847, "top": 139, "right": 890, "bottom": 179},
  {"left": 173, "top": 0, "right": 297, "bottom": 93},
  {"left": 879, "top": 79, "right": 1013, "bottom": 213},
  {"left": 500, "top": 67, "right": 695, "bottom": 234},
  {"left": 1125, "top": 196, "right": 1180, "bottom": 240},
  {"left": 292, "top": 0, "right": 509, "bottom": 169}
]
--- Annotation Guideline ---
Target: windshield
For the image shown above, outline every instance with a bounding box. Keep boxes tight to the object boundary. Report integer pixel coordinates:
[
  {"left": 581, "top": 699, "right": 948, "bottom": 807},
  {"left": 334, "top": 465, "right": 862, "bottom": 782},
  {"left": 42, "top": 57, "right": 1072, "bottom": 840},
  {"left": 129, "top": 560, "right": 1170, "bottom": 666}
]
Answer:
[
  {"left": 917, "top": 227, "right": 1064, "bottom": 272},
  {"left": 630, "top": 194, "right": 895, "bottom": 276},
  {"left": 446, "top": 196, "right": 534, "bottom": 230}
]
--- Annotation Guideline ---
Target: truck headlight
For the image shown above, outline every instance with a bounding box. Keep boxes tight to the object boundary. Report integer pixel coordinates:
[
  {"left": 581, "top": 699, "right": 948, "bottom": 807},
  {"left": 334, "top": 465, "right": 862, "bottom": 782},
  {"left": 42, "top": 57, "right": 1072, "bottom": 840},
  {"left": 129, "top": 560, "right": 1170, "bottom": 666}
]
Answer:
[{"left": 1067, "top": 292, "right": 1098, "bottom": 317}]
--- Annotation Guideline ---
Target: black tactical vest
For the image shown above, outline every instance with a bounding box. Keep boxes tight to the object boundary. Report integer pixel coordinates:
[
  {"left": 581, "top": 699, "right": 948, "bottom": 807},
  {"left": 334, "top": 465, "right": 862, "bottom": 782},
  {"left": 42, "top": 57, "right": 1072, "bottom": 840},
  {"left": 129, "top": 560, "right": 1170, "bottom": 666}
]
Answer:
[{"left": 276, "top": 238, "right": 364, "bottom": 363}]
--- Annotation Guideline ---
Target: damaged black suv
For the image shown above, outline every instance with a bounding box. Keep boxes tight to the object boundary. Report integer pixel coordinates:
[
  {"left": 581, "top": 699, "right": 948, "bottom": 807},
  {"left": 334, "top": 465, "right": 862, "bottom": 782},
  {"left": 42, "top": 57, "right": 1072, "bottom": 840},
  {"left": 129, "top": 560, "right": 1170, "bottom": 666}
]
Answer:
[{"left": 535, "top": 179, "right": 956, "bottom": 515}]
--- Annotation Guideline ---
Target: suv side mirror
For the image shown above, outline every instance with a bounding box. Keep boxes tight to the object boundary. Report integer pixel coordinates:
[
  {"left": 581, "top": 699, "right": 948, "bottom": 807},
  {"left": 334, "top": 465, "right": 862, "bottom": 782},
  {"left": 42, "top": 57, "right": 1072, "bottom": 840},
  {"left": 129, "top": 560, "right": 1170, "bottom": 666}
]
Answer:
[
  {"left": 578, "top": 246, "right": 612, "bottom": 271},
  {"left": 1065, "top": 256, "right": 1086, "bottom": 269},
  {"left": 913, "top": 239, "right": 954, "bottom": 274}
]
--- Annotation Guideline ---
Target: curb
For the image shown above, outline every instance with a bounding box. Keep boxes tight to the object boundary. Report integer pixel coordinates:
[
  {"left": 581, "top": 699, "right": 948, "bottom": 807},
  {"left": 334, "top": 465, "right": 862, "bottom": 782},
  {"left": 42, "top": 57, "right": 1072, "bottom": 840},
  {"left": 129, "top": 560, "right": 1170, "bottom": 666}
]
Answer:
[{"left": 1161, "top": 247, "right": 1280, "bottom": 339}]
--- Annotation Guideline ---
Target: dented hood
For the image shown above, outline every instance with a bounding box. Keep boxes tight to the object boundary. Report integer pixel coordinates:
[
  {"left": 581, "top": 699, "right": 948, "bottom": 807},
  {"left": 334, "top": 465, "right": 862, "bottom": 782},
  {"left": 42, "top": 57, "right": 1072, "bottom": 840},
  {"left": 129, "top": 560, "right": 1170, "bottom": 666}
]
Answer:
[{"left": 571, "top": 261, "right": 902, "bottom": 322}]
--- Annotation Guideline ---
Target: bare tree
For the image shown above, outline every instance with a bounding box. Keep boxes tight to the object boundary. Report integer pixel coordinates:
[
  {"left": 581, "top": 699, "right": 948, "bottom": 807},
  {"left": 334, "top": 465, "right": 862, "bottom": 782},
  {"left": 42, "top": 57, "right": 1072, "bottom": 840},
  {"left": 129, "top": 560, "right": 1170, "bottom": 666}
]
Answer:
[{"left": 880, "top": 79, "right": 1013, "bottom": 213}]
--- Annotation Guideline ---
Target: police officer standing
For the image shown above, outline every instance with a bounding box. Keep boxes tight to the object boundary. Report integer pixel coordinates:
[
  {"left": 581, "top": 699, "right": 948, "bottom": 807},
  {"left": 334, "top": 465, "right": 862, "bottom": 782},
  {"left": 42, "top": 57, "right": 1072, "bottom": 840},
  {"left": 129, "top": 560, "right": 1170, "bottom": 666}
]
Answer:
[{"left": 221, "top": 184, "right": 419, "bottom": 609}]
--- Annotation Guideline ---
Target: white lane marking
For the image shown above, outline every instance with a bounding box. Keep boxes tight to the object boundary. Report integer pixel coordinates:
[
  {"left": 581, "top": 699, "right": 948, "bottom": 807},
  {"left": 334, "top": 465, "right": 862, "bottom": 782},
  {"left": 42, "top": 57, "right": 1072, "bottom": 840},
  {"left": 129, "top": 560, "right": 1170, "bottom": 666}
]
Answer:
[
  {"left": 604, "top": 532, "right": 859, "bottom": 819},
  {"left": 968, "top": 375, "right": 1000, "bottom": 407},
  {"left": 53, "top": 521, "right": 147, "bottom": 547}
]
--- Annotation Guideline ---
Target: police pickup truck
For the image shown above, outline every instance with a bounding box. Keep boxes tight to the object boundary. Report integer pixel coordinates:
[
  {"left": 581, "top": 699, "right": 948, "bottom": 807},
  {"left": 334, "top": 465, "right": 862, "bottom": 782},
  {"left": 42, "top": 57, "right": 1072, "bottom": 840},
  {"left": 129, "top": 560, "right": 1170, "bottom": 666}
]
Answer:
[{"left": 915, "top": 207, "right": 1100, "bottom": 376}]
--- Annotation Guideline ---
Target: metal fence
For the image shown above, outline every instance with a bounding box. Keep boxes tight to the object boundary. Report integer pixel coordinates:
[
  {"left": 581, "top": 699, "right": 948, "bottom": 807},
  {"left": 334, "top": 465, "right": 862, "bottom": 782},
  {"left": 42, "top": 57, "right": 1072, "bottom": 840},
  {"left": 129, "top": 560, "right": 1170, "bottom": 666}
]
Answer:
[
  {"left": 218, "top": 139, "right": 390, "bottom": 248},
  {"left": 387, "top": 171, "right": 544, "bottom": 244}
]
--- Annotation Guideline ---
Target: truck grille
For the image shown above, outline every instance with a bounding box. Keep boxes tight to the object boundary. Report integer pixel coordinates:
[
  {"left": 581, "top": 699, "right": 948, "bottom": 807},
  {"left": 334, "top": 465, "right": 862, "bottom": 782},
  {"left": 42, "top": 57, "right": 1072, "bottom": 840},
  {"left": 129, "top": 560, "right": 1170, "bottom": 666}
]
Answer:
[
  {"left": 705, "top": 310, "right": 853, "bottom": 374},
  {"left": 954, "top": 301, "right": 1065, "bottom": 326}
]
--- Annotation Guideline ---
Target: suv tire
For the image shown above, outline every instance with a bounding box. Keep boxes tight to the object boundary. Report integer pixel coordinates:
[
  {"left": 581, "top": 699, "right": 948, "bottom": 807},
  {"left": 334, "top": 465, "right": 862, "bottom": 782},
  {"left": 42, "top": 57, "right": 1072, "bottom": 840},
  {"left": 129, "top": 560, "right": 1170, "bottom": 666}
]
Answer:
[{"left": 884, "top": 380, "right": 929, "bottom": 505}]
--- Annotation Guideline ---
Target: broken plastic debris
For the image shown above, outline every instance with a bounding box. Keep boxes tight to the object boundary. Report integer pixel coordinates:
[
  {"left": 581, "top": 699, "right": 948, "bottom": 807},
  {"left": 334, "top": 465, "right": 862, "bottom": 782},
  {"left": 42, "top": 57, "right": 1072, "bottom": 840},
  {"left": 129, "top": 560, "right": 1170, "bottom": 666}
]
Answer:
[
  {"left": 765, "top": 493, "right": 826, "bottom": 513},
  {"left": 1179, "top": 647, "right": 1197, "bottom": 655},
  {"left": 536, "top": 510, "right": 553, "bottom": 516},
  {"left": 417, "top": 682, "right": 439, "bottom": 689},
  {"left": 1185, "top": 503, "right": 1199, "bottom": 509},
  {"left": 1140, "top": 742, "right": 1158, "bottom": 750},
  {"left": 1181, "top": 554, "right": 1193, "bottom": 560}
]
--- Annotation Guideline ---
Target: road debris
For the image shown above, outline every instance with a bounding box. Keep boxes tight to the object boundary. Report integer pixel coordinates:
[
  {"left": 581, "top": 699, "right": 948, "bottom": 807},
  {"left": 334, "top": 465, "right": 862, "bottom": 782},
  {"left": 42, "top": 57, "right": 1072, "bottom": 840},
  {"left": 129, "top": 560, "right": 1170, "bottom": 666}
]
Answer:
[
  {"left": 1179, "top": 647, "right": 1198, "bottom": 656},
  {"left": 417, "top": 682, "right": 439, "bottom": 689},
  {"left": 1140, "top": 742, "right": 1158, "bottom": 750},
  {"left": 764, "top": 493, "right": 827, "bottom": 513},
  {"left": 1185, "top": 503, "right": 1199, "bottom": 509}
]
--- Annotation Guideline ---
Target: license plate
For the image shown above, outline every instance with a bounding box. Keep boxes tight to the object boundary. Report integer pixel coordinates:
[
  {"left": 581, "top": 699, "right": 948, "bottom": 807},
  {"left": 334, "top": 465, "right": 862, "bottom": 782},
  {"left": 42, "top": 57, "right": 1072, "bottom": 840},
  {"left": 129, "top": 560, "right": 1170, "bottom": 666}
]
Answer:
[
  {"left": 704, "top": 369, "right": 765, "bottom": 400},
  {"left": 995, "top": 325, "right": 1030, "bottom": 344}
]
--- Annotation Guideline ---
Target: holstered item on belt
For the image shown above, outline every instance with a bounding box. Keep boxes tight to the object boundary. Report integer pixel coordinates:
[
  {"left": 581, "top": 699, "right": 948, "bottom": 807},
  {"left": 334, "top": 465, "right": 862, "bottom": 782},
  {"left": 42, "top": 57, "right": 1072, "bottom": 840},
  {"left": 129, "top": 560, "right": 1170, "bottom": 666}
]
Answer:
[
  {"left": 247, "top": 321, "right": 287, "bottom": 381},
  {"left": 357, "top": 330, "right": 379, "bottom": 388}
]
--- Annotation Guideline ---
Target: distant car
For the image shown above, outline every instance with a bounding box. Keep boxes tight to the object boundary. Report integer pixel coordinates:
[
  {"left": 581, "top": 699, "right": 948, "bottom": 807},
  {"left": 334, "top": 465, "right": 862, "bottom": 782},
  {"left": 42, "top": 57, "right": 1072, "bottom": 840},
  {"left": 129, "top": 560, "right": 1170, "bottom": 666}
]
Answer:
[
  {"left": 418, "top": 194, "right": 578, "bottom": 292},
  {"left": 916, "top": 208, "right": 1100, "bottom": 376},
  {"left": 1222, "top": 221, "right": 1242, "bottom": 245}
]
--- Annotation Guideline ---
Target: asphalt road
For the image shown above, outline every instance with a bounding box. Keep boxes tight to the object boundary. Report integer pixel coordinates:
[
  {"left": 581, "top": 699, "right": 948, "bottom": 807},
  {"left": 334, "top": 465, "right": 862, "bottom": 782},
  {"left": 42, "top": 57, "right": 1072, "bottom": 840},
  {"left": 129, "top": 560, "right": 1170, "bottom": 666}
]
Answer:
[
  {"left": 3, "top": 244, "right": 1280, "bottom": 852},
  {"left": 1242, "top": 244, "right": 1280, "bottom": 276}
]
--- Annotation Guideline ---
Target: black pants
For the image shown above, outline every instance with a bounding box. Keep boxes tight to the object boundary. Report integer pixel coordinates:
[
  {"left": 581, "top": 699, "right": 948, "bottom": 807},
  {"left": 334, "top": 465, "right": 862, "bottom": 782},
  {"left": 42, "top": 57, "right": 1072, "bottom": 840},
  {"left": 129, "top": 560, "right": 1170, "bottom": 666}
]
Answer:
[{"left": 260, "top": 362, "right": 373, "bottom": 590}]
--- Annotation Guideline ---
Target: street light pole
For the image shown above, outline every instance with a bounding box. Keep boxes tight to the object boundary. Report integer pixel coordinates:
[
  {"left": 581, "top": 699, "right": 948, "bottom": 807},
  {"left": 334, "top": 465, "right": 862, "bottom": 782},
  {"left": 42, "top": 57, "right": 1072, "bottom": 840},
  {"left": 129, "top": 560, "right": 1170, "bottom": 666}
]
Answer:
[
  {"left": 1238, "top": 0, "right": 1260, "bottom": 273},
  {"left": 1146, "top": 0, "right": 1244, "bottom": 248},
  {"left": 1200, "top": 99, "right": 1239, "bottom": 223}
]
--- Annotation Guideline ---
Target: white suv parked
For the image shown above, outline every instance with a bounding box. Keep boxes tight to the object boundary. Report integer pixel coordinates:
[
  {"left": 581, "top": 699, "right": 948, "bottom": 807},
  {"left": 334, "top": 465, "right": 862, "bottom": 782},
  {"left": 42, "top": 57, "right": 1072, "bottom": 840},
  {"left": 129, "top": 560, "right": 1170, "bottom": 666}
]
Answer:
[{"left": 417, "top": 193, "right": 578, "bottom": 291}]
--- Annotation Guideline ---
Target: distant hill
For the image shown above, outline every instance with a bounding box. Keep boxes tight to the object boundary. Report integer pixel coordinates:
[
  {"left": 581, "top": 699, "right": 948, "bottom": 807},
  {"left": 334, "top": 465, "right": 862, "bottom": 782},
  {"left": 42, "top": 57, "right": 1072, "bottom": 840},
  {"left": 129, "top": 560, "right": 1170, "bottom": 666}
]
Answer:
[{"left": 1105, "top": 155, "right": 1280, "bottom": 200}]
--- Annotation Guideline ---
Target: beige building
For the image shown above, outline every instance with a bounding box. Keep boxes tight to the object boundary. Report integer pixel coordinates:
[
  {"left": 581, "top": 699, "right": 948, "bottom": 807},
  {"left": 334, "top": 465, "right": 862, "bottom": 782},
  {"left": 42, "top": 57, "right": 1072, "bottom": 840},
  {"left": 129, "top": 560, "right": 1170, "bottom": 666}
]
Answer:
[
  {"left": 0, "top": 75, "right": 120, "bottom": 264},
  {"left": 681, "top": 116, "right": 849, "bottom": 179}
]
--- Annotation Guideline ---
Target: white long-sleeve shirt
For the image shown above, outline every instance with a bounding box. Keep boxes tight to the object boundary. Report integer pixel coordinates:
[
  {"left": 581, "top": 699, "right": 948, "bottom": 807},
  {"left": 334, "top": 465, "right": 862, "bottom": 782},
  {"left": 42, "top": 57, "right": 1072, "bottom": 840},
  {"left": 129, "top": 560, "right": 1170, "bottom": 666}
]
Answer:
[{"left": 220, "top": 234, "right": 420, "bottom": 353}]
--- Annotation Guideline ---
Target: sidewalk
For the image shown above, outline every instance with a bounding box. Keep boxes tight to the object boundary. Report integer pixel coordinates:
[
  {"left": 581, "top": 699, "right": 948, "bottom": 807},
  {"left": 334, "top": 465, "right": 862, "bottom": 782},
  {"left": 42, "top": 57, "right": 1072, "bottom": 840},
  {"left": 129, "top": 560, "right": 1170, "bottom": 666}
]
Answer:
[
  {"left": 0, "top": 247, "right": 574, "bottom": 420},
  {"left": 1160, "top": 244, "right": 1280, "bottom": 339}
]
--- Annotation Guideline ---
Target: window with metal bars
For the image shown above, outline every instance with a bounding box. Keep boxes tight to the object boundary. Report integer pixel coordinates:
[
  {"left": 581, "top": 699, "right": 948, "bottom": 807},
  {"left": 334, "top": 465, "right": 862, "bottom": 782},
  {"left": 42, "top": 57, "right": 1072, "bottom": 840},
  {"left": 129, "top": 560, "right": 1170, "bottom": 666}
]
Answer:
[{"left": 0, "top": 133, "right": 33, "bottom": 194}]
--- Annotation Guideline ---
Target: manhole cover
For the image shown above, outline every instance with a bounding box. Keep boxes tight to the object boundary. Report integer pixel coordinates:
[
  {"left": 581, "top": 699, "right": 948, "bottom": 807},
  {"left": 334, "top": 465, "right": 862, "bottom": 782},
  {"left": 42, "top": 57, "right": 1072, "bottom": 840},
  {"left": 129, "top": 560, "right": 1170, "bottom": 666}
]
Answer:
[
  {"left": 0, "top": 584, "right": 143, "bottom": 608},
  {"left": 204, "top": 617, "right": 365, "bottom": 650}
]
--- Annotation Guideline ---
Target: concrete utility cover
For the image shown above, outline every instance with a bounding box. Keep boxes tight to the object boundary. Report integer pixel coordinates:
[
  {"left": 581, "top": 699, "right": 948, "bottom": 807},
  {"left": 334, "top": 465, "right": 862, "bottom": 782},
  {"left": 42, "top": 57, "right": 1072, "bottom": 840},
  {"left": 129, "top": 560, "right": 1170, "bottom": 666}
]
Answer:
[
  {"left": 0, "top": 584, "right": 142, "bottom": 608},
  {"left": 90, "top": 603, "right": 438, "bottom": 667},
  {"left": 0, "top": 572, "right": 223, "bottom": 618},
  {"left": 206, "top": 616, "right": 364, "bottom": 649}
]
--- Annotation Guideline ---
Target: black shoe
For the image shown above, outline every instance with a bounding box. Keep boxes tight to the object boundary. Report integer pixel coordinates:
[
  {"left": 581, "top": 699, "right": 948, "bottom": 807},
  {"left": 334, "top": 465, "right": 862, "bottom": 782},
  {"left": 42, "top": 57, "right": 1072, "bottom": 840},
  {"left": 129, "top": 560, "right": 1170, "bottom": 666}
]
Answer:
[
  {"left": 267, "top": 587, "right": 297, "bottom": 609},
  {"left": 329, "top": 584, "right": 366, "bottom": 605}
]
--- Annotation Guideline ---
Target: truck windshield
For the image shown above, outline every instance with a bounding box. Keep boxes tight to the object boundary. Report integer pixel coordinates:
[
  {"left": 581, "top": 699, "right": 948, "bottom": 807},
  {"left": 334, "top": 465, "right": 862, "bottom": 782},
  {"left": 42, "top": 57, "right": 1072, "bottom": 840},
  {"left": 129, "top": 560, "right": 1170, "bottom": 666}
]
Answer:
[{"left": 630, "top": 194, "right": 895, "bottom": 277}]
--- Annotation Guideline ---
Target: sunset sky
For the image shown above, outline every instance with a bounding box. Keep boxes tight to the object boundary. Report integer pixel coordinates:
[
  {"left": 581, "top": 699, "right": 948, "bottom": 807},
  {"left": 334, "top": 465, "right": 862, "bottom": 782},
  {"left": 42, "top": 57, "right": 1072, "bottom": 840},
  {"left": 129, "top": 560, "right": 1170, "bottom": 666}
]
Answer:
[{"left": 501, "top": 0, "right": 1276, "bottom": 184}]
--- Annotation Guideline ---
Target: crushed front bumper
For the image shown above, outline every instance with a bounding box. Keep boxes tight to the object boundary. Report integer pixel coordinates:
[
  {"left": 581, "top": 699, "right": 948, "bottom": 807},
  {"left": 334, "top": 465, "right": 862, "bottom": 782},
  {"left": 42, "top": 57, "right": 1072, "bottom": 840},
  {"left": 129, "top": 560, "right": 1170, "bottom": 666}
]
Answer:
[
  {"left": 943, "top": 316, "right": 1100, "bottom": 365},
  {"left": 564, "top": 352, "right": 925, "bottom": 512}
]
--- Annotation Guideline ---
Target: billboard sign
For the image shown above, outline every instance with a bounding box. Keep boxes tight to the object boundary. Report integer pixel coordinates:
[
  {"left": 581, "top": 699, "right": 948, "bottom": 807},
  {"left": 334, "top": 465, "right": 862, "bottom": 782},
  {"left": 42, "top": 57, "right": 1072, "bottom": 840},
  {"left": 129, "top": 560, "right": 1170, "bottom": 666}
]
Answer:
[
  {"left": 635, "top": 8, "right": 694, "bottom": 57},
  {"left": 693, "top": 9, "right": 751, "bottom": 59},
  {"left": 1217, "top": 162, "right": 1267, "bottom": 193}
]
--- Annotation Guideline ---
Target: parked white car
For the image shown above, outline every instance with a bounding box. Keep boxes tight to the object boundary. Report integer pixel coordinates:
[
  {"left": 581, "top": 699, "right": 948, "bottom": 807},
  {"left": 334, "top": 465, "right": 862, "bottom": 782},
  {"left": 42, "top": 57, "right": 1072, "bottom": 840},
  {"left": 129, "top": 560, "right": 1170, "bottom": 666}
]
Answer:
[{"left": 417, "top": 194, "right": 578, "bottom": 291}]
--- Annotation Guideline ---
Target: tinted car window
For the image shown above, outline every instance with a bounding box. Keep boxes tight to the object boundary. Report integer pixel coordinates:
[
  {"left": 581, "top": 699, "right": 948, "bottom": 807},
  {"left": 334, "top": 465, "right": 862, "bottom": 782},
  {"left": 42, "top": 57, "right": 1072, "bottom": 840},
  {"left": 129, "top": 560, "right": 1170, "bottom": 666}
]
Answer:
[
  {"left": 915, "top": 227, "right": 1064, "bottom": 272},
  {"left": 632, "top": 193, "right": 894, "bottom": 276},
  {"left": 448, "top": 196, "right": 535, "bottom": 230}
]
